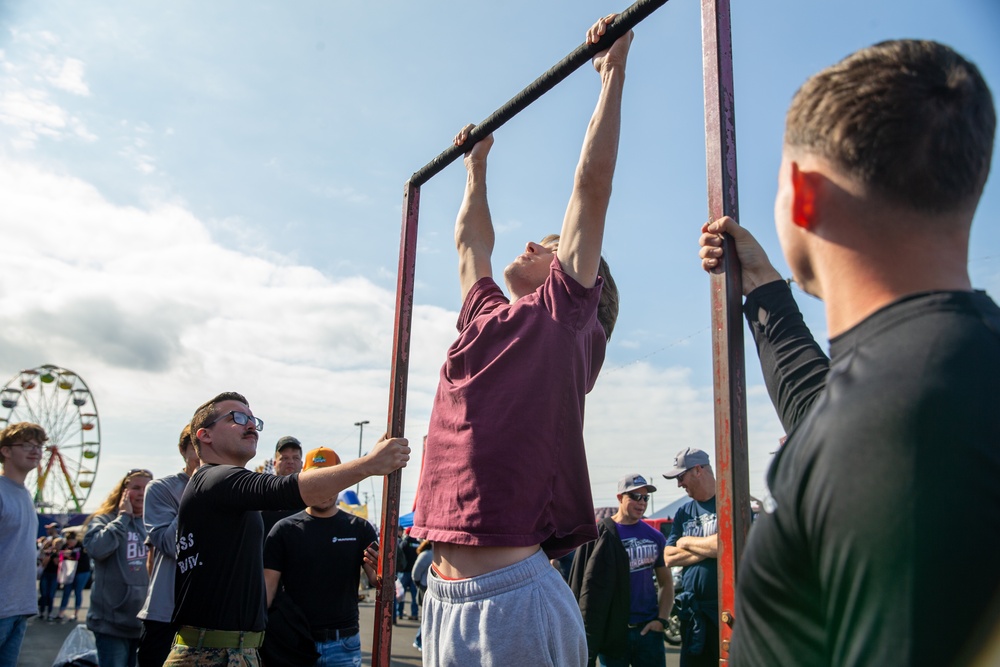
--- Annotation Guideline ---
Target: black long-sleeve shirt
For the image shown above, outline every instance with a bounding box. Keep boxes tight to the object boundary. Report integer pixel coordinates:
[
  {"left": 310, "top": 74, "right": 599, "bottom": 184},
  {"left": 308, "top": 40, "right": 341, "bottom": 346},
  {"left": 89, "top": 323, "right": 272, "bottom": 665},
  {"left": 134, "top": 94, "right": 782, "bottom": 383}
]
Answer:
[{"left": 732, "top": 281, "right": 1000, "bottom": 667}]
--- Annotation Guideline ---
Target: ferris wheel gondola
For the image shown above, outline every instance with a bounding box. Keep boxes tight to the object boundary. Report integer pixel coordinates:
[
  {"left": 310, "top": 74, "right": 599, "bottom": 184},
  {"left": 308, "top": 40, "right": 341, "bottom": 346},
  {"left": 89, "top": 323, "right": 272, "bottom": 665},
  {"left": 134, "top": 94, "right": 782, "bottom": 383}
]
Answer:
[{"left": 0, "top": 364, "right": 101, "bottom": 514}]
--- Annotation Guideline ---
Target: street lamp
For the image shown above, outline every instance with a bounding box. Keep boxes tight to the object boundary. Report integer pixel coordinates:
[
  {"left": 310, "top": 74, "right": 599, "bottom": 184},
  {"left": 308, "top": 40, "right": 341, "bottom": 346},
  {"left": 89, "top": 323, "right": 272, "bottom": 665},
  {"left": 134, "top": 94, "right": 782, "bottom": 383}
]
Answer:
[{"left": 354, "top": 420, "right": 369, "bottom": 493}]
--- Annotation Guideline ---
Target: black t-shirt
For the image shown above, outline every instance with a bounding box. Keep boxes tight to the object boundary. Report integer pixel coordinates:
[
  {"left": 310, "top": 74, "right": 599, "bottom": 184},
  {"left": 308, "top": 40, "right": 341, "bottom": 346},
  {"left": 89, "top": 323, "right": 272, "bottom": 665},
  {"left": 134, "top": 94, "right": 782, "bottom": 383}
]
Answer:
[
  {"left": 261, "top": 509, "right": 298, "bottom": 538},
  {"left": 172, "top": 464, "right": 305, "bottom": 632},
  {"left": 733, "top": 282, "right": 1000, "bottom": 666},
  {"left": 263, "top": 510, "right": 377, "bottom": 631}
]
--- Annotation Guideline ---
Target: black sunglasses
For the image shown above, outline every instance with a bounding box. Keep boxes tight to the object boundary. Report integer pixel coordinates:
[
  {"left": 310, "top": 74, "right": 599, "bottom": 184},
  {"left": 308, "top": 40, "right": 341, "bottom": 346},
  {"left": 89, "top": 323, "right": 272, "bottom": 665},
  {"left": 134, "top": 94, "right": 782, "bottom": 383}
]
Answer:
[
  {"left": 625, "top": 492, "right": 650, "bottom": 502},
  {"left": 204, "top": 410, "right": 264, "bottom": 431}
]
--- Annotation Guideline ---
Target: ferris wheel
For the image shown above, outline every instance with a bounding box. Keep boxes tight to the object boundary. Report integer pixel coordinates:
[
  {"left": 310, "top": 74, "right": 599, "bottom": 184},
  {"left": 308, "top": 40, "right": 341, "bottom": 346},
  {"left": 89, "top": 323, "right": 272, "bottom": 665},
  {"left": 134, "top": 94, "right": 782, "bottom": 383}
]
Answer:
[{"left": 0, "top": 364, "right": 101, "bottom": 514}]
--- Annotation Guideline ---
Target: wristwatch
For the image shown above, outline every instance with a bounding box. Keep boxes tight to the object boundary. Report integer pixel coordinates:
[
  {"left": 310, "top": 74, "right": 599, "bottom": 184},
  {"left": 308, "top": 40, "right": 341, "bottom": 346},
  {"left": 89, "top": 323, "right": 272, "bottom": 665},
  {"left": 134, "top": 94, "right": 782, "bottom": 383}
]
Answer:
[{"left": 656, "top": 617, "right": 669, "bottom": 628}]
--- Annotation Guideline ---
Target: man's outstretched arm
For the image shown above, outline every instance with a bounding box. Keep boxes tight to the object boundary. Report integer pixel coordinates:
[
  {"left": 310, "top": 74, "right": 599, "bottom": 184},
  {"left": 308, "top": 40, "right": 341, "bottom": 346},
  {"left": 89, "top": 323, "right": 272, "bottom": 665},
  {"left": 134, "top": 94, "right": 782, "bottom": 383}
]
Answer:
[
  {"left": 558, "top": 15, "right": 633, "bottom": 289},
  {"left": 454, "top": 126, "right": 496, "bottom": 301}
]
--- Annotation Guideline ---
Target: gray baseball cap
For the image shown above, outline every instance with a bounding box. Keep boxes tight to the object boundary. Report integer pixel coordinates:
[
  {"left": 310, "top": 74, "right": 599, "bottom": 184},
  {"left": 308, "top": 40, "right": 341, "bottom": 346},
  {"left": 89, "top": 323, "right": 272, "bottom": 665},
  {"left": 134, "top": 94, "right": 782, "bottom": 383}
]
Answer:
[
  {"left": 663, "top": 447, "right": 710, "bottom": 479},
  {"left": 275, "top": 435, "right": 302, "bottom": 453},
  {"left": 617, "top": 473, "right": 657, "bottom": 494}
]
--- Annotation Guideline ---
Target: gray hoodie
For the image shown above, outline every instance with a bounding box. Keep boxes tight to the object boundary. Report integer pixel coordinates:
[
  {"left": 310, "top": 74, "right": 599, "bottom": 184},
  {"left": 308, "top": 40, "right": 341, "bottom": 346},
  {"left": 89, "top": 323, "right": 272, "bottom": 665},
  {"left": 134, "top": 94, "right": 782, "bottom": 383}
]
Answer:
[{"left": 83, "top": 512, "right": 149, "bottom": 638}]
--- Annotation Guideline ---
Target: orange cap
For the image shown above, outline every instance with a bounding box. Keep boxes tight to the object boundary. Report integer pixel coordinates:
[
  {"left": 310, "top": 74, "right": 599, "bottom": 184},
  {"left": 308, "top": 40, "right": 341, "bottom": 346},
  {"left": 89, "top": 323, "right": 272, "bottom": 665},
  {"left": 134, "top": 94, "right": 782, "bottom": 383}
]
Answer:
[{"left": 302, "top": 447, "right": 341, "bottom": 471}]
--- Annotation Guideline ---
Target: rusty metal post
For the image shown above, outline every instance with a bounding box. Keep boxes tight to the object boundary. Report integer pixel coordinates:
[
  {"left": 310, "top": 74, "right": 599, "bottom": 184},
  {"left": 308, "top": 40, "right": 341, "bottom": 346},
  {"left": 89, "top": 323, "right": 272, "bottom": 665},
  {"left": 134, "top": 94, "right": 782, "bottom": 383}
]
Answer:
[
  {"left": 700, "top": 0, "right": 751, "bottom": 661},
  {"left": 372, "top": 180, "right": 420, "bottom": 666}
]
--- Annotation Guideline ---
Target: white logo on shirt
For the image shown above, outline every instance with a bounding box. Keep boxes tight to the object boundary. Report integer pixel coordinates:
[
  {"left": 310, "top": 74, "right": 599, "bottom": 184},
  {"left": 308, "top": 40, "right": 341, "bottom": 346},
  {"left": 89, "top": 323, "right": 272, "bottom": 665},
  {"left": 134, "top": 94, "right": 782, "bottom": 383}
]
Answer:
[
  {"left": 621, "top": 537, "right": 659, "bottom": 573},
  {"left": 682, "top": 512, "right": 717, "bottom": 538}
]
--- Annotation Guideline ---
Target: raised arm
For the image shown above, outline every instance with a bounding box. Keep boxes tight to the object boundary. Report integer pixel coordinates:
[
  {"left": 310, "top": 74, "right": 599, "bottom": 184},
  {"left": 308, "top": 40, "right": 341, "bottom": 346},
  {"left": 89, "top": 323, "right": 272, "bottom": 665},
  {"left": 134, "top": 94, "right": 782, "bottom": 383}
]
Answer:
[
  {"left": 83, "top": 514, "right": 126, "bottom": 560},
  {"left": 557, "top": 15, "right": 633, "bottom": 289},
  {"left": 454, "top": 125, "right": 496, "bottom": 300},
  {"left": 296, "top": 434, "right": 409, "bottom": 507}
]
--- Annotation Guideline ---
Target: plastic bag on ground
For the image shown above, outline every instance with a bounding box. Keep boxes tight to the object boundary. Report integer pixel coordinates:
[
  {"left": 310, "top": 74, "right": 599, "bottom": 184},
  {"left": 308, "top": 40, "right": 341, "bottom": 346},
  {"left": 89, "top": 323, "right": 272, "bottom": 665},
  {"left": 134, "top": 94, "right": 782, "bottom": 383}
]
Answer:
[{"left": 52, "top": 624, "right": 98, "bottom": 667}]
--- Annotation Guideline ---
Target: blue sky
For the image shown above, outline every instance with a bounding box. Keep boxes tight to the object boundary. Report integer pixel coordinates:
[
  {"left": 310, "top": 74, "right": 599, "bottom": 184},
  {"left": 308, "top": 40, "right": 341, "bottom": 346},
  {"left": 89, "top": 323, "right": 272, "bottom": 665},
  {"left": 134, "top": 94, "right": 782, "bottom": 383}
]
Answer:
[{"left": 1, "top": 0, "right": 997, "bottom": 518}]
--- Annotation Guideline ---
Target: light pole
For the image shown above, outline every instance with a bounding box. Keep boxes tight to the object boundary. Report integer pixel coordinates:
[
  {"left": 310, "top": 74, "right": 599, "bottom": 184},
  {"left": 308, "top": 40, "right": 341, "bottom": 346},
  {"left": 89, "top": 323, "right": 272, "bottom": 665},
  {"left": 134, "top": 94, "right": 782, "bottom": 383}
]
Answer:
[{"left": 354, "top": 420, "right": 369, "bottom": 494}]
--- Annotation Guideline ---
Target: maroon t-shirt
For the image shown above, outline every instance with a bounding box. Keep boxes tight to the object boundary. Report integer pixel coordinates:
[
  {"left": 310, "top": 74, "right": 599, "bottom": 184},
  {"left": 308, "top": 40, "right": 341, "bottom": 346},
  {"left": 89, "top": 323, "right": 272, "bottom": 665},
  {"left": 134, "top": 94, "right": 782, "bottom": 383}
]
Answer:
[{"left": 411, "top": 256, "right": 605, "bottom": 558}]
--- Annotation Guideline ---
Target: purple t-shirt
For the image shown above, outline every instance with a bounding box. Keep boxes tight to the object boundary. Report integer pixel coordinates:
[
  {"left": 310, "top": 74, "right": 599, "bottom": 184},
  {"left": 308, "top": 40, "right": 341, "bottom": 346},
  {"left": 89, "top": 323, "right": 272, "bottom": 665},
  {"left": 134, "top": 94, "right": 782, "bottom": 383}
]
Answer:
[
  {"left": 616, "top": 520, "right": 667, "bottom": 624},
  {"left": 411, "top": 256, "right": 606, "bottom": 558}
]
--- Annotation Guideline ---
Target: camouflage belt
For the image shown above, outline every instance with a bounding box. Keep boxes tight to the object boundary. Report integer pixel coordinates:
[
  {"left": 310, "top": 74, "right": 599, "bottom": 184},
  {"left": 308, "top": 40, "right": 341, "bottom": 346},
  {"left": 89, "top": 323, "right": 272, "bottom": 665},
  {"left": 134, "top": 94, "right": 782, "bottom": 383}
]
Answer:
[{"left": 174, "top": 626, "right": 265, "bottom": 649}]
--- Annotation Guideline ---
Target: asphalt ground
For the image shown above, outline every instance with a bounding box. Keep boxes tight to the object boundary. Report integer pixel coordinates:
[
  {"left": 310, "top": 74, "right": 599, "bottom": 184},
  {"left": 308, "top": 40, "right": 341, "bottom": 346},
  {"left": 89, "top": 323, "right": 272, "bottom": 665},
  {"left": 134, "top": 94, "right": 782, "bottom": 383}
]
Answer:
[{"left": 21, "top": 588, "right": 681, "bottom": 666}]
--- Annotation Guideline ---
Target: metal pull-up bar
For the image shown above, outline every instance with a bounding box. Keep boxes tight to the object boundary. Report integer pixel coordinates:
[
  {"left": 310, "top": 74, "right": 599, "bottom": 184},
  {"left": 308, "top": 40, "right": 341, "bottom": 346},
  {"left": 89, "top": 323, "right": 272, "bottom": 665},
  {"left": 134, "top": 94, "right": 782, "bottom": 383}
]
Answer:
[
  {"left": 374, "top": 0, "right": 748, "bottom": 664},
  {"left": 410, "top": 0, "right": 669, "bottom": 187}
]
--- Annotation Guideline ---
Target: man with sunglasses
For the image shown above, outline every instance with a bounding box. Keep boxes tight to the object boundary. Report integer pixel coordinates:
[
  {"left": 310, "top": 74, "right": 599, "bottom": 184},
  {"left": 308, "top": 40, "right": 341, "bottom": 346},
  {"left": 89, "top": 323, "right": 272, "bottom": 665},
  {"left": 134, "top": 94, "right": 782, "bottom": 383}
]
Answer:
[
  {"left": 571, "top": 474, "right": 672, "bottom": 667},
  {"left": 165, "top": 392, "right": 409, "bottom": 666},
  {"left": 662, "top": 448, "right": 718, "bottom": 667},
  {"left": 0, "top": 422, "right": 48, "bottom": 666}
]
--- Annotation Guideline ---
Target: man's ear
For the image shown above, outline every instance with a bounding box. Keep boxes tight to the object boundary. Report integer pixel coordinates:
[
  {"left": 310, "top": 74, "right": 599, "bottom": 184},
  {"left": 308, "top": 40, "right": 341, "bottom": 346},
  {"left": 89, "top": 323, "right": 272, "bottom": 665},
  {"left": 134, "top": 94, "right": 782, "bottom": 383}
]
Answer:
[
  {"left": 196, "top": 428, "right": 211, "bottom": 447},
  {"left": 790, "top": 161, "right": 822, "bottom": 229}
]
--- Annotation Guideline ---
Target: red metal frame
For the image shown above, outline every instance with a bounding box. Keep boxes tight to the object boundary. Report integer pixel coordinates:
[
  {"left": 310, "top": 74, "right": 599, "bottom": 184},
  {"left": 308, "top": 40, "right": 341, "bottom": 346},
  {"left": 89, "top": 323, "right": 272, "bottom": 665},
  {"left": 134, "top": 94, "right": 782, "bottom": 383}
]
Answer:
[
  {"left": 374, "top": 3, "right": 747, "bottom": 663},
  {"left": 371, "top": 181, "right": 420, "bottom": 665},
  {"left": 701, "top": 0, "right": 751, "bottom": 660}
]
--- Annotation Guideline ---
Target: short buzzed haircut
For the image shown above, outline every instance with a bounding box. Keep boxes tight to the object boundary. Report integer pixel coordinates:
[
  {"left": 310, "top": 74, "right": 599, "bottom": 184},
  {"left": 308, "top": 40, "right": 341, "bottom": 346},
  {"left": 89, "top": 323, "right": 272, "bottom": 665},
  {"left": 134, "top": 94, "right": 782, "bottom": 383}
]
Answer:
[
  {"left": 178, "top": 423, "right": 193, "bottom": 458},
  {"left": 189, "top": 391, "right": 249, "bottom": 457},
  {"left": 786, "top": 39, "right": 995, "bottom": 214},
  {"left": 0, "top": 422, "right": 47, "bottom": 464}
]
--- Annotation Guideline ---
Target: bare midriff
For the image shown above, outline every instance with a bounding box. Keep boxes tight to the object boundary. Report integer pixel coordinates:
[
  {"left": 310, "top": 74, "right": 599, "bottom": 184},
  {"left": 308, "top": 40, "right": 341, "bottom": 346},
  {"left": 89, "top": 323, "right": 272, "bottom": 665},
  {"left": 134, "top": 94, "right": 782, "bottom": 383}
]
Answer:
[{"left": 432, "top": 543, "right": 541, "bottom": 579}]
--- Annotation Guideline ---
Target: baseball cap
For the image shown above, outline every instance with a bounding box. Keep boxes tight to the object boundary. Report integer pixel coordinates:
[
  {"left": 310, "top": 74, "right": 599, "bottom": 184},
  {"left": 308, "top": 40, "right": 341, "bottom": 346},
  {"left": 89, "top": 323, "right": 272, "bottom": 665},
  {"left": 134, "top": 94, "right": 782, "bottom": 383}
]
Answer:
[
  {"left": 663, "top": 447, "right": 710, "bottom": 479},
  {"left": 275, "top": 436, "right": 301, "bottom": 453},
  {"left": 617, "top": 473, "right": 657, "bottom": 495},
  {"left": 303, "top": 447, "right": 341, "bottom": 471}
]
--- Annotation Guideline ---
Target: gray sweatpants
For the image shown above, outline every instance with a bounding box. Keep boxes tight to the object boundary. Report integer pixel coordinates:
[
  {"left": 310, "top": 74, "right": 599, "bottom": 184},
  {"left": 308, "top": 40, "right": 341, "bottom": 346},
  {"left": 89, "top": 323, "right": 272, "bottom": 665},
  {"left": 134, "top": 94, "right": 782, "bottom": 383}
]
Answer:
[{"left": 422, "top": 549, "right": 587, "bottom": 667}]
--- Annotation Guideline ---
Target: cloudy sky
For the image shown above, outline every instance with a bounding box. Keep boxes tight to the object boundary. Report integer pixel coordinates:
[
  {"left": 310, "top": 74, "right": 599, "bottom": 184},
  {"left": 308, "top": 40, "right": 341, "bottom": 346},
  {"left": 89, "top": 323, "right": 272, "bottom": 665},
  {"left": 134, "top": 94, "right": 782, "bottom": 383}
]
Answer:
[{"left": 1, "top": 0, "right": 997, "bottom": 519}]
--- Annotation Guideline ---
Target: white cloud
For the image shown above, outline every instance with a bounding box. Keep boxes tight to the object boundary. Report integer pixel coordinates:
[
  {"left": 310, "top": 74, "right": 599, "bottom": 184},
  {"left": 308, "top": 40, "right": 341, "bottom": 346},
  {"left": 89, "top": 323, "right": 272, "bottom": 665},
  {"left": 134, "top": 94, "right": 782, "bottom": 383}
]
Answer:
[
  {"left": 0, "top": 157, "right": 457, "bottom": 512},
  {"left": 0, "top": 155, "right": 787, "bottom": 519},
  {"left": 0, "top": 89, "right": 70, "bottom": 143},
  {"left": 119, "top": 138, "right": 156, "bottom": 174},
  {"left": 46, "top": 57, "right": 90, "bottom": 96},
  {"left": 0, "top": 34, "right": 95, "bottom": 147}
]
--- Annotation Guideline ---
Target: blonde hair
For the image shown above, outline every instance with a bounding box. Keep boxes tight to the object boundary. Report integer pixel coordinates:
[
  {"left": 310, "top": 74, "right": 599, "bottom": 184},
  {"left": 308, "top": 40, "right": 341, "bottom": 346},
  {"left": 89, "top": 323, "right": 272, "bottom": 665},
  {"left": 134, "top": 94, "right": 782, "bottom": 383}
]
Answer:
[{"left": 85, "top": 469, "right": 153, "bottom": 525}]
